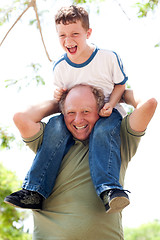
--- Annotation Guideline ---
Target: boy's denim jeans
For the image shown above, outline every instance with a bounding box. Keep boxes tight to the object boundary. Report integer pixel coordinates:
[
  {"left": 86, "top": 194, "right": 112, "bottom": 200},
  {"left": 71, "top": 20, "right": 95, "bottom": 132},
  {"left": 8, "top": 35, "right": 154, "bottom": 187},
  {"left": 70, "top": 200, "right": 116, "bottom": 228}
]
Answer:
[{"left": 22, "top": 109, "right": 123, "bottom": 198}]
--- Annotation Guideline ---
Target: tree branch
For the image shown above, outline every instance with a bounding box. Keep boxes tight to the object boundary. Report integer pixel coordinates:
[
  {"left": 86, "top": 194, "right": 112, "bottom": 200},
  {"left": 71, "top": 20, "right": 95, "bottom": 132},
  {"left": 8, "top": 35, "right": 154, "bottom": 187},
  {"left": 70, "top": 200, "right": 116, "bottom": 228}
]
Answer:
[
  {"left": 114, "top": 0, "right": 131, "bottom": 21},
  {"left": 0, "top": 2, "right": 32, "bottom": 47},
  {"left": 0, "top": 0, "right": 52, "bottom": 62},
  {"left": 32, "top": 0, "right": 52, "bottom": 62}
]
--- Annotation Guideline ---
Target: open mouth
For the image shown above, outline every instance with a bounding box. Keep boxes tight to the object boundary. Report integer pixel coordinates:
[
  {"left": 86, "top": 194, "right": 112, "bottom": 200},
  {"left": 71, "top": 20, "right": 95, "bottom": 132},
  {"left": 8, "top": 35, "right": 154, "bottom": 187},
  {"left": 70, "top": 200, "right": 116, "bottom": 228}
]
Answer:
[
  {"left": 74, "top": 125, "right": 87, "bottom": 130},
  {"left": 67, "top": 46, "right": 77, "bottom": 54}
]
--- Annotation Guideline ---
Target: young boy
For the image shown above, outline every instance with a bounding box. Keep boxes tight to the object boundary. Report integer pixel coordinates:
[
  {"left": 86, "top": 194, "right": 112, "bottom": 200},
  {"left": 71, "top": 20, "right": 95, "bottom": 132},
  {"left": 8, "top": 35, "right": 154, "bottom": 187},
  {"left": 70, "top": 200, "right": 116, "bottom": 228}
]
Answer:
[{"left": 5, "top": 5, "right": 130, "bottom": 213}]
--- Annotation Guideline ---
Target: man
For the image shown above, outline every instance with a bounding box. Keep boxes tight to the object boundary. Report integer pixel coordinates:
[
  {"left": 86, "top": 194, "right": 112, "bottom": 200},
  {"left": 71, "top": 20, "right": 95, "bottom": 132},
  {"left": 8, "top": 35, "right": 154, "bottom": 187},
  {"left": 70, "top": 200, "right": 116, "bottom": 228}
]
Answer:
[{"left": 9, "top": 85, "right": 157, "bottom": 239}]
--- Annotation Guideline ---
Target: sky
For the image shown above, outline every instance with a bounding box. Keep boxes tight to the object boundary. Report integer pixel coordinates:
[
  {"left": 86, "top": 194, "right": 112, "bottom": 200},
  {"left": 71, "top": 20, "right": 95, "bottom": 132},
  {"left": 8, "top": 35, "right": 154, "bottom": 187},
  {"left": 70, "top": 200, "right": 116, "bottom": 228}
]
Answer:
[{"left": 0, "top": 0, "right": 160, "bottom": 232}]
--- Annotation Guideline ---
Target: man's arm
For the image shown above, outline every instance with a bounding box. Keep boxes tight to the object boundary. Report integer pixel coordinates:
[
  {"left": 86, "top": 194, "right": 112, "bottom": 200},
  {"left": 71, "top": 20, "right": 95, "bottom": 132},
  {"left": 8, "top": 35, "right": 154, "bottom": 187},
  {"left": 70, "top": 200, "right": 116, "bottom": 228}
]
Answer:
[
  {"left": 129, "top": 98, "right": 157, "bottom": 132},
  {"left": 13, "top": 99, "right": 59, "bottom": 138},
  {"left": 122, "top": 89, "right": 157, "bottom": 132}
]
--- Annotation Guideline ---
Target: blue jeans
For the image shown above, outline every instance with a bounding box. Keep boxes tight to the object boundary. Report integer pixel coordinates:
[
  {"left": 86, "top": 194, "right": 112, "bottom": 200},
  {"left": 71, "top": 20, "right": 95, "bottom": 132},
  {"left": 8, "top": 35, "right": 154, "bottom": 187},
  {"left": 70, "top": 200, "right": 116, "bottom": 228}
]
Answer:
[
  {"left": 89, "top": 109, "right": 123, "bottom": 196},
  {"left": 22, "top": 109, "right": 123, "bottom": 198}
]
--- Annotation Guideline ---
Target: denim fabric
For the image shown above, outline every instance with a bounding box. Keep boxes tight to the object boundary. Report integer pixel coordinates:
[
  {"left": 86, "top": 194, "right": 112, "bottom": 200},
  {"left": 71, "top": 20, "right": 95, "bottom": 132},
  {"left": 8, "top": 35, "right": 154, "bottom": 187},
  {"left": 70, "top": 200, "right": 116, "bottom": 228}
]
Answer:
[
  {"left": 89, "top": 109, "right": 123, "bottom": 196},
  {"left": 23, "top": 110, "right": 123, "bottom": 198},
  {"left": 22, "top": 114, "right": 74, "bottom": 198}
]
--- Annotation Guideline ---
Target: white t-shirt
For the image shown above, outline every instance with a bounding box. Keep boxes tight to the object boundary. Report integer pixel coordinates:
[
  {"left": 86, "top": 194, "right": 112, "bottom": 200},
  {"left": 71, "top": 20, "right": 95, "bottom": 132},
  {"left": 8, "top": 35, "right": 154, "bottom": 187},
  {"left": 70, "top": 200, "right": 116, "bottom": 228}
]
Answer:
[{"left": 53, "top": 46, "right": 128, "bottom": 116}]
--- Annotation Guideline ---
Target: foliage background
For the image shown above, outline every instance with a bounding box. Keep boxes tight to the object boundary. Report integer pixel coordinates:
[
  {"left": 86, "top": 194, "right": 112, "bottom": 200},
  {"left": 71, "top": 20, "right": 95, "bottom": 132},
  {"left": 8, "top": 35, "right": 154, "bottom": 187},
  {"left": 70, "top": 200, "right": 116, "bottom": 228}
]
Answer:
[
  {"left": 0, "top": 0, "right": 160, "bottom": 238},
  {"left": 0, "top": 163, "right": 32, "bottom": 239}
]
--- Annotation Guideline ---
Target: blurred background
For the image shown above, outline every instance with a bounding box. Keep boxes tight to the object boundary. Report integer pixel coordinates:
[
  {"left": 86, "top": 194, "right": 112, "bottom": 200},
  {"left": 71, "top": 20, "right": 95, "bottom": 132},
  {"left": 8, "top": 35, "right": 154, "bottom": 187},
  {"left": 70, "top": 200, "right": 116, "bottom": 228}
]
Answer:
[{"left": 0, "top": 0, "right": 160, "bottom": 239}]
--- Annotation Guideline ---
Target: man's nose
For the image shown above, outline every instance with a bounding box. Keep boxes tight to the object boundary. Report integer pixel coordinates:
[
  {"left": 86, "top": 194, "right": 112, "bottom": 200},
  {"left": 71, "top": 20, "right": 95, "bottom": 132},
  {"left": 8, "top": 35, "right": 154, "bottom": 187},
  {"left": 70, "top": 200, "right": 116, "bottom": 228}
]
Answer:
[{"left": 74, "top": 113, "right": 83, "bottom": 124}]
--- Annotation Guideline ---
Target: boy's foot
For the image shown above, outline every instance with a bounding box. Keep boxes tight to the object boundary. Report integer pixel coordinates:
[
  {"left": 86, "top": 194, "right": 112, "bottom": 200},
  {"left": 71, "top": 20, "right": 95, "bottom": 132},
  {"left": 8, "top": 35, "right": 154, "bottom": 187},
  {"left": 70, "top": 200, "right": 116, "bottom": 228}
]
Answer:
[
  {"left": 101, "top": 189, "right": 130, "bottom": 214},
  {"left": 4, "top": 189, "right": 43, "bottom": 210}
]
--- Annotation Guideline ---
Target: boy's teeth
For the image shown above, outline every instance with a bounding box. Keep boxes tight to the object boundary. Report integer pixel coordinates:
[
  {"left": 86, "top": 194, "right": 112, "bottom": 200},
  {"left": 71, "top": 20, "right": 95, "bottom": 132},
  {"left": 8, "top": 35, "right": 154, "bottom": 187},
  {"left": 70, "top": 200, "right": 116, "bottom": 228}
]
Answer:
[
  {"left": 67, "top": 46, "right": 77, "bottom": 53},
  {"left": 70, "top": 48, "right": 75, "bottom": 52}
]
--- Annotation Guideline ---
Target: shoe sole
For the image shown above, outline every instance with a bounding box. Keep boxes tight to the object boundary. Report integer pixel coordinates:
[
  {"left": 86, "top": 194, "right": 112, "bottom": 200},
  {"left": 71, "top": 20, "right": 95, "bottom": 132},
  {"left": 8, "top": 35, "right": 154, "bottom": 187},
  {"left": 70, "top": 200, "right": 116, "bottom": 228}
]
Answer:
[
  {"left": 106, "top": 196, "right": 130, "bottom": 214},
  {"left": 4, "top": 199, "right": 41, "bottom": 210}
]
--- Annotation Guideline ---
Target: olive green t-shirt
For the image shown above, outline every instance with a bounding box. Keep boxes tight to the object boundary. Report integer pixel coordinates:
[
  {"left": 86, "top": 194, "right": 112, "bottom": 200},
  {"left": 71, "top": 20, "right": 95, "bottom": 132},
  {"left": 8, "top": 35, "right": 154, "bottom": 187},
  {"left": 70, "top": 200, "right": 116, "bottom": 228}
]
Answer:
[{"left": 24, "top": 116, "right": 145, "bottom": 240}]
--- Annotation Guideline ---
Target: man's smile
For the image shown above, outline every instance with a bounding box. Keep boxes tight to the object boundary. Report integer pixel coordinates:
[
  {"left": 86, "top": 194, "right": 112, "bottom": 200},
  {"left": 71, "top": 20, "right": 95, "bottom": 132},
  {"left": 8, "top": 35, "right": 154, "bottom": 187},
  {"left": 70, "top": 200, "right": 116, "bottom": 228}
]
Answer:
[{"left": 74, "top": 124, "right": 88, "bottom": 130}]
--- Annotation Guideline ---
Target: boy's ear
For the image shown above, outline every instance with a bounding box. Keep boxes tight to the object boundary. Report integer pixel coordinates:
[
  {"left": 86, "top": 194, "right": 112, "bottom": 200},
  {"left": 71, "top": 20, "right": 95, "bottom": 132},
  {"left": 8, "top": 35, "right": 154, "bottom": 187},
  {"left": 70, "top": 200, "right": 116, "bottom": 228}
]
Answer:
[{"left": 87, "top": 28, "right": 92, "bottom": 39}]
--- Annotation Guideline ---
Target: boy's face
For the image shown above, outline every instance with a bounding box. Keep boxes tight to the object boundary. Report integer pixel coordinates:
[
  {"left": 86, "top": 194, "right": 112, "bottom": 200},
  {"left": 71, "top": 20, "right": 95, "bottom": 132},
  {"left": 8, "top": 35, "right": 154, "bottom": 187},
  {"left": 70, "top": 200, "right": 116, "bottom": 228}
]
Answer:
[{"left": 56, "top": 20, "right": 92, "bottom": 64}]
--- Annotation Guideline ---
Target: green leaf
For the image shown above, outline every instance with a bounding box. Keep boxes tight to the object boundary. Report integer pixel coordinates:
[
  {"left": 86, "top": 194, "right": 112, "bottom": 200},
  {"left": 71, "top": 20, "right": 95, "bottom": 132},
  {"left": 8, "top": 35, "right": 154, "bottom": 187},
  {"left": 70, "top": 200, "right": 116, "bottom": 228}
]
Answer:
[
  {"left": 0, "top": 127, "right": 15, "bottom": 150},
  {"left": 0, "top": 163, "right": 32, "bottom": 239},
  {"left": 155, "top": 42, "right": 160, "bottom": 47}
]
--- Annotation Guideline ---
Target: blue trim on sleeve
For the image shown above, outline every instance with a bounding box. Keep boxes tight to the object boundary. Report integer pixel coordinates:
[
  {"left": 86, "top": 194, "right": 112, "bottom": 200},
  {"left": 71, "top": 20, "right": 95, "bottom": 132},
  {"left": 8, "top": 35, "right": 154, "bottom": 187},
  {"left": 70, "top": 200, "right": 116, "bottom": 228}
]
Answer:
[
  {"left": 112, "top": 51, "right": 128, "bottom": 84},
  {"left": 64, "top": 46, "right": 99, "bottom": 68},
  {"left": 53, "top": 55, "right": 65, "bottom": 71},
  {"left": 115, "top": 77, "right": 128, "bottom": 85}
]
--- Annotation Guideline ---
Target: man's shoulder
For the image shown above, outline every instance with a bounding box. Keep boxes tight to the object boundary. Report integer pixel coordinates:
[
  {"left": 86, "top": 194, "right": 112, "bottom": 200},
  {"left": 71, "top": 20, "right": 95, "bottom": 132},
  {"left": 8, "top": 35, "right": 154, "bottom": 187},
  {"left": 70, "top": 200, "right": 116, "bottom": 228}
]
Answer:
[
  {"left": 121, "top": 116, "right": 145, "bottom": 138},
  {"left": 120, "top": 115, "right": 145, "bottom": 162}
]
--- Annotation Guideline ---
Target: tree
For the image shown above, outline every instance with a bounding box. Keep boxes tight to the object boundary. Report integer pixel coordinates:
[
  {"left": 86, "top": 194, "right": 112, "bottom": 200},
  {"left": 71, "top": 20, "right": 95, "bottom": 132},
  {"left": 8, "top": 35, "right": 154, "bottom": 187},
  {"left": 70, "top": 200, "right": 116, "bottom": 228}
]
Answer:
[
  {"left": 1, "top": 0, "right": 160, "bottom": 52},
  {"left": 135, "top": 0, "right": 160, "bottom": 47},
  {"left": 0, "top": 126, "right": 15, "bottom": 150},
  {"left": 124, "top": 220, "right": 160, "bottom": 240},
  {"left": 135, "top": 0, "right": 159, "bottom": 18},
  {"left": 0, "top": 0, "right": 159, "bottom": 235},
  {"left": 0, "top": 163, "right": 32, "bottom": 240},
  {"left": 0, "top": 0, "right": 159, "bottom": 170}
]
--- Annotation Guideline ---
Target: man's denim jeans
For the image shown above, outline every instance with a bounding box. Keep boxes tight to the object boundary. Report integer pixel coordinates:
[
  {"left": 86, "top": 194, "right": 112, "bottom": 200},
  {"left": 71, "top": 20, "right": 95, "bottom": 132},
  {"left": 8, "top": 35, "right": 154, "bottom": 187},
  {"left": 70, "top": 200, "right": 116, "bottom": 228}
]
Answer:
[{"left": 22, "top": 109, "right": 123, "bottom": 198}]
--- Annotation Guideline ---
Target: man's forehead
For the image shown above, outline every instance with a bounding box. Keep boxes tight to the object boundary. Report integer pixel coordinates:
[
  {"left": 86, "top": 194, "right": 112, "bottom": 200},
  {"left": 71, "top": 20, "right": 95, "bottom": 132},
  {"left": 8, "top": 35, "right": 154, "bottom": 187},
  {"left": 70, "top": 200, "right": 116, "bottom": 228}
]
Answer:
[
  {"left": 67, "top": 85, "right": 93, "bottom": 97},
  {"left": 64, "top": 86, "right": 96, "bottom": 108},
  {"left": 65, "top": 104, "right": 93, "bottom": 111}
]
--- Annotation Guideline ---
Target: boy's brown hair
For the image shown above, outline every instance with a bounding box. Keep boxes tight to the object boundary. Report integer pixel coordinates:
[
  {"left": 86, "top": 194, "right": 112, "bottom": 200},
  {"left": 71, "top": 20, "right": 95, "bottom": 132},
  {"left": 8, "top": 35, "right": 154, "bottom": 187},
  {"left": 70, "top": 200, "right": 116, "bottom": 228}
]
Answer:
[{"left": 55, "top": 5, "right": 90, "bottom": 31}]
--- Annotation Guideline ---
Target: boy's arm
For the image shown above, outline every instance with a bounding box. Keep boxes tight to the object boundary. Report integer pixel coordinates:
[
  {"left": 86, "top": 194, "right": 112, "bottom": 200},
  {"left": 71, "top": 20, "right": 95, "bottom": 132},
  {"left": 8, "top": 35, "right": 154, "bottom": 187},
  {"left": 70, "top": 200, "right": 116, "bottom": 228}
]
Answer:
[
  {"left": 99, "top": 84, "right": 125, "bottom": 117},
  {"left": 13, "top": 99, "right": 59, "bottom": 138},
  {"left": 54, "top": 88, "right": 67, "bottom": 102}
]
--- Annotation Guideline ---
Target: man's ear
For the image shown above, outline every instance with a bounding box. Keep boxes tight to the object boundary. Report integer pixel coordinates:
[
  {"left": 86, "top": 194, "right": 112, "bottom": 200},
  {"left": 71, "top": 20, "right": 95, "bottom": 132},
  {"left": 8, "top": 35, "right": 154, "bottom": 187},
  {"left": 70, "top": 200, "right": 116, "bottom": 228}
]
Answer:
[{"left": 87, "top": 28, "right": 92, "bottom": 39}]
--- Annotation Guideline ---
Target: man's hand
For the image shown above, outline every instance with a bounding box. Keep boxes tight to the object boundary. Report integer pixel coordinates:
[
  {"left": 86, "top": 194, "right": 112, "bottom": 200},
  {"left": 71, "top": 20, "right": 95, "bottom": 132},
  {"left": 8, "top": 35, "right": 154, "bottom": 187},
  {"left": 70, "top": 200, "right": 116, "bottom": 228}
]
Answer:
[
  {"left": 54, "top": 88, "right": 67, "bottom": 102},
  {"left": 99, "top": 102, "right": 113, "bottom": 117}
]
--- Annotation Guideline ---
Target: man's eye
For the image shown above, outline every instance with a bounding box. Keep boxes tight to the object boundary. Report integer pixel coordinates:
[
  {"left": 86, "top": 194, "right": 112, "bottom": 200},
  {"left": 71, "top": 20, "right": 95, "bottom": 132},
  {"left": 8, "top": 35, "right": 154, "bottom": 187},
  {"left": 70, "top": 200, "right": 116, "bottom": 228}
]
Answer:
[
  {"left": 68, "top": 112, "right": 74, "bottom": 115},
  {"left": 59, "top": 34, "right": 65, "bottom": 38},
  {"left": 83, "top": 111, "right": 89, "bottom": 114}
]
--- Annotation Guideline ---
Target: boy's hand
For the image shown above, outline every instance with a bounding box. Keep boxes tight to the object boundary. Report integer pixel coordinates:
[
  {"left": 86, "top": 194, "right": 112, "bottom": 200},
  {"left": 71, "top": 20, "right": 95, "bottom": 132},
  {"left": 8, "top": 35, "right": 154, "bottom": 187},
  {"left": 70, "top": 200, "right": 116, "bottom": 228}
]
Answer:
[
  {"left": 54, "top": 88, "right": 67, "bottom": 102},
  {"left": 99, "top": 102, "right": 113, "bottom": 117}
]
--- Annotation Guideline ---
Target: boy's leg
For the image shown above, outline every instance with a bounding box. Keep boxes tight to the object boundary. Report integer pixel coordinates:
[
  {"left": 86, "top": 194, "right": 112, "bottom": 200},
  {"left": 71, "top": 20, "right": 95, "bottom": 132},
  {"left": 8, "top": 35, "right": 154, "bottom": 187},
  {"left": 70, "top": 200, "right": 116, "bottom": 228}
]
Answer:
[
  {"left": 4, "top": 114, "right": 74, "bottom": 209},
  {"left": 89, "top": 109, "right": 129, "bottom": 213}
]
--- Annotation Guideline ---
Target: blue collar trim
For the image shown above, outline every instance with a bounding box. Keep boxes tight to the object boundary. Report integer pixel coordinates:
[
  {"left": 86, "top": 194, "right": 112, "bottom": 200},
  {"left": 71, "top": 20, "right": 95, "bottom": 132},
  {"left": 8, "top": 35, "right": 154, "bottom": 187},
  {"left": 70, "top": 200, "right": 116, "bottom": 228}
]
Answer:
[{"left": 64, "top": 46, "right": 99, "bottom": 68}]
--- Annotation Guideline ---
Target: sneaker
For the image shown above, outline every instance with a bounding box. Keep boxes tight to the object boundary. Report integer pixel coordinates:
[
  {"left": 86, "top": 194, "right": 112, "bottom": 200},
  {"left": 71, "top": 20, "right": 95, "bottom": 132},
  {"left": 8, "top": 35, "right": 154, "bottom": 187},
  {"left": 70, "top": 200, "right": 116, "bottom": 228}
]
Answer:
[
  {"left": 101, "top": 189, "right": 130, "bottom": 214},
  {"left": 4, "top": 189, "right": 43, "bottom": 210}
]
